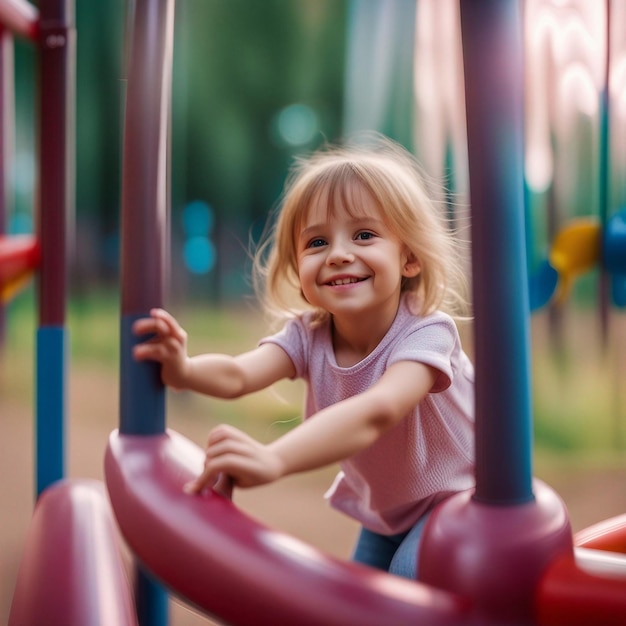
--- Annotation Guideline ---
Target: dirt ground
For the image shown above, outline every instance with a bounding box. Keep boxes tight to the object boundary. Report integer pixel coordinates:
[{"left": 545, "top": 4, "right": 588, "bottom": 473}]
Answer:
[{"left": 2, "top": 362, "right": 626, "bottom": 626}]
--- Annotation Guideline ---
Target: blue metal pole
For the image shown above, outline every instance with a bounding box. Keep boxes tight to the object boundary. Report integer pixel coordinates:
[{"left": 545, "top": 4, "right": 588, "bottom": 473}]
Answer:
[
  {"left": 460, "top": 0, "right": 534, "bottom": 504},
  {"left": 36, "top": 327, "right": 66, "bottom": 495}
]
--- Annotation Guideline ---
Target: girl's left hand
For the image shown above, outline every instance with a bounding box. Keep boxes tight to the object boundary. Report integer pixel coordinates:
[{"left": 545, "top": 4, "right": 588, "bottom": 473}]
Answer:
[{"left": 184, "top": 424, "right": 285, "bottom": 494}]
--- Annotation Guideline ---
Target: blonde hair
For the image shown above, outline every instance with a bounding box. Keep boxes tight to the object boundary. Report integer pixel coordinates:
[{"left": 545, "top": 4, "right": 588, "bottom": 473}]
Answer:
[{"left": 253, "top": 133, "right": 469, "bottom": 324}]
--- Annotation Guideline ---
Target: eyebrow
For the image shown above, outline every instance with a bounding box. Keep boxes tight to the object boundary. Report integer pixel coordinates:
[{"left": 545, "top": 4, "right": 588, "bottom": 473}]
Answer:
[{"left": 299, "top": 216, "right": 385, "bottom": 240}]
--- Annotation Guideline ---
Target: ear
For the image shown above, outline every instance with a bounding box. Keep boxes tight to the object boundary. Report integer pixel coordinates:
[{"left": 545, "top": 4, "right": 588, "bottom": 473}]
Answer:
[{"left": 402, "top": 251, "right": 421, "bottom": 278}]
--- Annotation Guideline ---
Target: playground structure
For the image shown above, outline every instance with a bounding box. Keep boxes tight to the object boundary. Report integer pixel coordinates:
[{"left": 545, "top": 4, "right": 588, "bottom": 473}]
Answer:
[{"left": 4, "top": 0, "right": 626, "bottom": 625}]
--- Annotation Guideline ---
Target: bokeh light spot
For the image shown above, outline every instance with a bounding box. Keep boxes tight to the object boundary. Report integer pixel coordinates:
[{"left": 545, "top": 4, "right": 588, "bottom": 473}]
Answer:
[
  {"left": 182, "top": 200, "right": 214, "bottom": 237},
  {"left": 273, "top": 104, "right": 319, "bottom": 147},
  {"left": 183, "top": 236, "right": 215, "bottom": 274}
]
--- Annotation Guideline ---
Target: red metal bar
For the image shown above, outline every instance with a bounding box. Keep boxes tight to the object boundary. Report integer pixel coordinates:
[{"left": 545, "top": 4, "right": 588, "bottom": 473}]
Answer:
[
  {"left": 0, "top": 0, "right": 38, "bottom": 41},
  {"left": 0, "top": 234, "right": 39, "bottom": 289}
]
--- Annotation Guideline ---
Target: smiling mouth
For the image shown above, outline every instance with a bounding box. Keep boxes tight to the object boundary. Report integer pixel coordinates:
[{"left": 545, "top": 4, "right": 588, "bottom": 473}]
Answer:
[{"left": 327, "top": 277, "right": 366, "bottom": 286}]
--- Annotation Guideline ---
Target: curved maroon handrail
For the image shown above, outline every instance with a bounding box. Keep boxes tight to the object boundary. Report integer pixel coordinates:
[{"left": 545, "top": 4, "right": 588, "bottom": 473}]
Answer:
[
  {"left": 105, "top": 429, "right": 471, "bottom": 626},
  {"left": 9, "top": 480, "right": 137, "bottom": 626},
  {"left": 0, "top": 0, "right": 38, "bottom": 40}
]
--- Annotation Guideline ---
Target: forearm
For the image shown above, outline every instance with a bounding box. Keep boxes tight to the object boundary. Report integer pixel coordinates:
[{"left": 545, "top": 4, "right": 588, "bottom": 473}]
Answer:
[
  {"left": 170, "top": 344, "right": 296, "bottom": 399},
  {"left": 268, "top": 390, "right": 393, "bottom": 476},
  {"left": 179, "top": 353, "right": 248, "bottom": 398}
]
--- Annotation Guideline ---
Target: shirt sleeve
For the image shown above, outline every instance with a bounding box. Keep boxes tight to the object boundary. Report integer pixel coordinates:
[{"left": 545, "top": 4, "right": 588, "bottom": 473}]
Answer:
[
  {"left": 388, "top": 315, "right": 459, "bottom": 393},
  {"left": 258, "top": 316, "right": 308, "bottom": 380}
]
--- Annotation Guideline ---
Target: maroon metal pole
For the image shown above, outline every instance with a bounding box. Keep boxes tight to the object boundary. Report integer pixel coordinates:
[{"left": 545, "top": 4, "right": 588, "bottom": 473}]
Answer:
[
  {"left": 37, "top": 0, "right": 74, "bottom": 328},
  {"left": 35, "top": 0, "right": 75, "bottom": 495},
  {"left": 118, "top": 1, "right": 175, "bottom": 622},
  {"left": 119, "top": 0, "right": 174, "bottom": 437},
  {"left": 120, "top": 0, "right": 172, "bottom": 319}
]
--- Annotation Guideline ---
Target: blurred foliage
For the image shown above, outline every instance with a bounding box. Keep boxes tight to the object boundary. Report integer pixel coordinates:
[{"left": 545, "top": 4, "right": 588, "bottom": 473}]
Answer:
[{"left": 13, "top": 0, "right": 347, "bottom": 298}]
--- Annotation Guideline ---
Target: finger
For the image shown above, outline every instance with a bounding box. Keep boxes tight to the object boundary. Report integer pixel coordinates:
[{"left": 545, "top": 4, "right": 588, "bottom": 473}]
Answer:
[
  {"left": 183, "top": 464, "right": 220, "bottom": 494},
  {"left": 151, "top": 309, "right": 187, "bottom": 342},
  {"left": 132, "top": 317, "right": 159, "bottom": 336},
  {"left": 132, "top": 317, "right": 172, "bottom": 342},
  {"left": 132, "top": 341, "right": 177, "bottom": 362},
  {"left": 207, "top": 424, "right": 249, "bottom": 447},
  {"left": 205, "top": 439, "right": 252, "bottom": 464}
]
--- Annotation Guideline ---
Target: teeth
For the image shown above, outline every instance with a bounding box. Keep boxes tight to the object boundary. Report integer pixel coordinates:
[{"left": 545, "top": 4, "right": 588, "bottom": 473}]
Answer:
[{"left": 330, "top": 277, "right": 361, "bottom": 286}]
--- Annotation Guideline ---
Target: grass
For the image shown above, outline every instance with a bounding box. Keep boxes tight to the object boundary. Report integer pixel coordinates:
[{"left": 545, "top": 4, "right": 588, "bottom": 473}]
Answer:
[{"left": 530, "top": 310, "right": 626, "bottom": 454}]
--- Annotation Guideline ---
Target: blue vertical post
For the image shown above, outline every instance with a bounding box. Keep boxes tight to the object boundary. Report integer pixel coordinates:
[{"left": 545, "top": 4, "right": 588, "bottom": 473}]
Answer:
[
  {"left": 119, "top": 0, "right": 175, "bottom": 623},
  {"left": 460, "top": 0, "right": 534, "bottom": 504},
  {"left": 35, "top": 0, "right": 75, "bottom": 497}
]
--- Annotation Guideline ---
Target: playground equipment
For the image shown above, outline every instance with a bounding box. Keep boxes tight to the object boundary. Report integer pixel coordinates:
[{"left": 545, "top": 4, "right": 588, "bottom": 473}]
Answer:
[
  {"left": 6, "top": 1, "right": 135, "bottom": 625},
  {"left": 0, "top": 2, "right": 40, "bottom": 308},
  {"left": 0, "top": 234, "right": 39, "bottom": 301},
  {"left": 7, "top": 0, "right": 626, "bottom": 625}
]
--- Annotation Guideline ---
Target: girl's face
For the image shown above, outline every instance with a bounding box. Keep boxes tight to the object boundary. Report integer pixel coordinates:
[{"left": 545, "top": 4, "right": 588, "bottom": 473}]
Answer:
[{"left": 295, "top": 183, "right": 420, "bottom": 321}]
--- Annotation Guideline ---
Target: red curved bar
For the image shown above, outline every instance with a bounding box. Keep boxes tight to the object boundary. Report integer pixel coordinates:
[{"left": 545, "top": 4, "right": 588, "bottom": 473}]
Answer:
[
  {"left": 0, "top": 234, "right": 39, "bottom": 292},
  {"left": 535, "top": 548, "right": 626, "bottom": 626},
  {"left": 9, "top": 479, "right": 137, "bottom": 626},
  {"left": 0, "top": 0, "right": 38, "bottom": 40},
  {"left": 105, "top": 429, "right": 471, "bottom": 626},
  {"left": 574, "top": 514, "right": 626, "bottom": 554}
]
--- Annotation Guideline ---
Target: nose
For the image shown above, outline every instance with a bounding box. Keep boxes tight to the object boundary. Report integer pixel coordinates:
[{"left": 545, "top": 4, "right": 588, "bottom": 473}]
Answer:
[{"left": 326, "top": 239, "right": 354, "bottom": 266}]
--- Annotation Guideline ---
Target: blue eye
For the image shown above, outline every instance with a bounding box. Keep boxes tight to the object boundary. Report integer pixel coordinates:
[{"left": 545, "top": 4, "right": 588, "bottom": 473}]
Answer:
[
  {"left": 308, "top": 238, "right": 327, "bottom": 248},
  {"left": 356, "top": 231, "right": 374, "bottom": 241}
]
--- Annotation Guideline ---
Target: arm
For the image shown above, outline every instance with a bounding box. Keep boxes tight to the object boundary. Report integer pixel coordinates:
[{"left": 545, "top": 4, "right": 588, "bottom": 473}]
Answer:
[
  {"left": 185, "top": 360, "right": 437, "bottom": 492},
  {"left": 132, "top": 308, "right": 296, "bottom": 397}
]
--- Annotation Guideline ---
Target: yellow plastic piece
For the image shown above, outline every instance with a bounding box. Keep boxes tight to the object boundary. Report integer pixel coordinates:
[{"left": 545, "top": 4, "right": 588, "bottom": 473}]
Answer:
[
  {"left": 1, "top": 269, "right": 35, "bottom": 303},
  {"left": 549, "top": 218, "right": 601, "bottom": 304}
]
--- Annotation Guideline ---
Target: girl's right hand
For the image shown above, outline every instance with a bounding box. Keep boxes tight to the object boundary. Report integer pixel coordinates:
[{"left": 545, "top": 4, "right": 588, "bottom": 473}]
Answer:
[{"left": 132, "top": 308, "right": 191, "bottom": 390}]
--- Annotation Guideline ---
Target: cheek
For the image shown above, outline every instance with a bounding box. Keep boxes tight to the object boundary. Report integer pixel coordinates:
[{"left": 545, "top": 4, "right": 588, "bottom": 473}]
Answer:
[
  {"left": 297, "top": 256, "right": 322, "bottom": 295},
  {"left": 297, "top": 256, "right": 315, "bottom": 284}
]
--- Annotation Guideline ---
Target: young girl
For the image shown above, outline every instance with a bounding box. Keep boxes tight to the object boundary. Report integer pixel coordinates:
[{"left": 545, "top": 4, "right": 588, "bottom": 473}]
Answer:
[{"left": 133, "top": 135, "right": 475, "bottom": 580}]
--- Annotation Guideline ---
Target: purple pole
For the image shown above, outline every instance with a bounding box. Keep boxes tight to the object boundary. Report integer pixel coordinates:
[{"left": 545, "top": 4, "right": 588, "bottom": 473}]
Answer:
[
  {"left": 37, "top": 0, "right": 73, "bottom": 328},
  {"left": 35, "top": 0, "right": 74, "bottom": 496},
  {"left": 461, "top": 0, "right": 533, "bottom": 504},
  {"left": 419, "top": 5, "right": 572, "bottom": 622},
  {"left": 119, "top": 0, "right": 174, "bottom": 437},
  {"left": 118, "top": 1, "right": 175, "bottom": 623}
]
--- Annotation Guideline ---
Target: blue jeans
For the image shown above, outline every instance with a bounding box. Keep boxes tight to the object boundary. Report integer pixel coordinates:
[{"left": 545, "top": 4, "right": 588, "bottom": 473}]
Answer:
[{"left": 351, "top": 513, "right": 431, "bottom": 579}]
